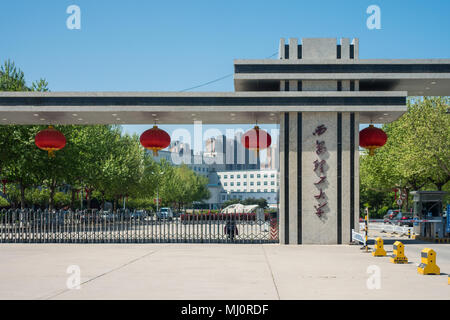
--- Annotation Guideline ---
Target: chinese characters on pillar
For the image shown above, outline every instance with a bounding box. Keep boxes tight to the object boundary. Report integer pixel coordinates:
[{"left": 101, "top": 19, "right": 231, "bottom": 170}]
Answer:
[{"left": 313, "top": 124, "right": 328, "bottom": 217}]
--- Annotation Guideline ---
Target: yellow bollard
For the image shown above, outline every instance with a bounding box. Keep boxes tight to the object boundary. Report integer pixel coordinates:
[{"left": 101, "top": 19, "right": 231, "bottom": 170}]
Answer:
[
  {"left": 417, "top": 248, "right": 440, "bottom": 275},
  {"left": 372, "top": 237, "right": 386, "bottom": 257},
  {"left": 408, "top": 229, "right": 411, "bottom": 239},
  {"left": 390, "top": 241, "right": 408, "bottom": 264}
]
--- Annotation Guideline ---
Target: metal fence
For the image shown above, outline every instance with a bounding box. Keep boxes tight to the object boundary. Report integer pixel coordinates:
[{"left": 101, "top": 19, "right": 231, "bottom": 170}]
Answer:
[{"left": 0, "top": 209, "right": 279, "bottom": 244}]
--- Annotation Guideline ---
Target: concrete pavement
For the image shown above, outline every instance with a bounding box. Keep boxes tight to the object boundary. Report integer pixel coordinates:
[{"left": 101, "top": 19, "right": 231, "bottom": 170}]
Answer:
[{"left": 0, "top": 243, "right": 448, "bottom": 300}]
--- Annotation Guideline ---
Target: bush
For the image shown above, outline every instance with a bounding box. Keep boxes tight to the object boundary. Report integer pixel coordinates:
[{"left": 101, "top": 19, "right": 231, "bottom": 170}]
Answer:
[{"left": 0, "top": 197, "right": 9, "bottom": 208}]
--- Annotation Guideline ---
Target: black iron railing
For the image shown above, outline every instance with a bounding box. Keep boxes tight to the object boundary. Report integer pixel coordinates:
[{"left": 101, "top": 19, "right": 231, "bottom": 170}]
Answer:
[{"left": 0, "top": 209, "right": 279, "bottom": 244}]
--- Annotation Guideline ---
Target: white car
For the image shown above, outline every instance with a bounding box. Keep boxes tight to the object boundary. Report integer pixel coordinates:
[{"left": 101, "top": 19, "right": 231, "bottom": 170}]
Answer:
[{"left": 157, "top": 207, "right": 173, "bottom": 220}]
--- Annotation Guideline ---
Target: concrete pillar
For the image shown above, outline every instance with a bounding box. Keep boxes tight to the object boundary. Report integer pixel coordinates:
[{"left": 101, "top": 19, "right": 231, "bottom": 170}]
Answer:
[
  {"left": 277, "top": 37, "right": 360, "bottom": 244},
  {"left": 278, "top": 111, "right": 360, "bottom": 244},
  {"left": 289, "top": 38, "right": 298, "bottom": 60}
]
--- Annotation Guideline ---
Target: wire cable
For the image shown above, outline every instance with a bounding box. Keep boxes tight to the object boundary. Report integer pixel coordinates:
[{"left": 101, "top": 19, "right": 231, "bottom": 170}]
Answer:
[{"left": 179, "top": 51, "right": 278, "bottom": 92}]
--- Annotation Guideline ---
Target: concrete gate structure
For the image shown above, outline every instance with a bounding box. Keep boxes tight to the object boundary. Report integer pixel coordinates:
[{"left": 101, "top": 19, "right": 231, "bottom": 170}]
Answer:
[{"left": 1, "top": 37, "right": 450, "bottom": 245}]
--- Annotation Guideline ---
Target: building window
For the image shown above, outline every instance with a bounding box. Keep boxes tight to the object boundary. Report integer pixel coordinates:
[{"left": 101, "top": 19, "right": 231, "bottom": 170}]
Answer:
[
  {"left": 237, "top": 182, "right": 240, "bottom": 186},
  {"left": 243, "top": 174, "right": 247, "bottom": 178},
  {"left": 230, "top": 182, "right": 234, "bottom": 186},
  {"left": 224, "top": 182, "right": 227, "bottom": 186},
  {"left": 250, "top": 182, "right": 254, "bottom": 186},
  {"left": 224, "top": 175, "right": 228, "bottom": 179},
  {"left": 271, "top": 174, "right": 275, "bottom": 178},
  {"left": 257, "top": 182, "right": 261, "bottom": 186},
  {"left": 271, "top": 181, "right": 275, "bottom": 185},
  {"left": 264, "top": 181, "right": 268, "bottom": 186},
  {"left": 264, "top": 174, "right": 268, "bottom": 178},
  {"left": 237, "top": 174, "right": 240, "bottom": 178},
  {"left": 250, "top": 174, "right": 254, "bottom": 178},
  {"left": 257, "top": 174, "right": 261, "bottom": 178},
  {"left": 243, "top": 182, "right": 247, "bottom": 186},
  {"left": 230, "top": 175, "right": 234, "bottom": 179}
]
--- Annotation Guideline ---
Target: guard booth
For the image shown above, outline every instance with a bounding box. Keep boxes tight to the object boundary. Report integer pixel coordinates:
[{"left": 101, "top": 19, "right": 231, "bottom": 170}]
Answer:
[{"left": 412, "top": 191, "right": 447, "bottom": 238}]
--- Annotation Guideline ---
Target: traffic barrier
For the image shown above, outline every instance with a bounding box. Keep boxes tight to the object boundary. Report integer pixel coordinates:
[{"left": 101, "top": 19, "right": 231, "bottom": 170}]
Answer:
[
  {"left": 372, "top": 237, "right": 386, "bottom": 257},
  {"left": 360, "top": 222, "right": 413, "bottom": 237},
  {"left": 351, "top": 229, "right": 366, "bottom": 246},
  {"left": 417, "top": 248, "right": 440, "bottom": 275},
  {"left": 390, "top": 241, "right": 408, "bottom": 264},
  {"left": 365, "top": 219, "right": 442, "bottom": 223}
]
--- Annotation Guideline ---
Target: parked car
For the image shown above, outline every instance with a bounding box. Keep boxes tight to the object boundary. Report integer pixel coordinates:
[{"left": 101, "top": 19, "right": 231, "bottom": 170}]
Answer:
[
  {"left": 383, "top": 209, "right": 401, "bottom": 223},
  {"left": 99, "top": 211, "right": 115, "bottom": 222},
  {"left": 397, "top": 211, "right": 414, "bottom": 226},
  {"left": 383, "top": 209, "right": 414, "bottom": 226},
  {"left": 157, "top": 207, "right": 173, "bottom": 220},
  {"left": 130, "top": 210, "right": 147, "bottom": 219}
]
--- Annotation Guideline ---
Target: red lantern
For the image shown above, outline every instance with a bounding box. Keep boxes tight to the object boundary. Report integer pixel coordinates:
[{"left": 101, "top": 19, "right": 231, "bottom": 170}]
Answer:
[
  {"left": 35, "top": 125, "right": 66, "bottom": 158},
  {"left": 140, "top": 125, "right": 171, "bottom": 156},
  {"left": 241, "top": 125, "right": 272, "bottom": 156},
  {"left": 359, "top": 124, "right": 388, "bottom": 156}
]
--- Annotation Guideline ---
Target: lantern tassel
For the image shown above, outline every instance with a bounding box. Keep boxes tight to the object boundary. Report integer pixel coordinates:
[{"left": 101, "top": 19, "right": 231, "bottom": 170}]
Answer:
[{"left": 47, "top": 149, "right": 55, "bottom": 158}]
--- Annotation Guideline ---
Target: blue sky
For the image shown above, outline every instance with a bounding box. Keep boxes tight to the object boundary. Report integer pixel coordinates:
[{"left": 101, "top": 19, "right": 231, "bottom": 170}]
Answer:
[{"left": 1, "top": 0, "right": 449, "bottom": 138}]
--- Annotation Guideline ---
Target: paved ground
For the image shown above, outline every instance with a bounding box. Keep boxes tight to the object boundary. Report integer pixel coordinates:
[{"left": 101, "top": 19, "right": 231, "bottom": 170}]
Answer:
[{"left": 0, "top": 243, "right": 449, "bottom": 300}]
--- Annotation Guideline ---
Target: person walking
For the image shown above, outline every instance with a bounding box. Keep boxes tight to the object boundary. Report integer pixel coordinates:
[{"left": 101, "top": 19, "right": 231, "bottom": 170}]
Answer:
[{"left": 224, "top": 216, "right": 238, "bottom": 241}]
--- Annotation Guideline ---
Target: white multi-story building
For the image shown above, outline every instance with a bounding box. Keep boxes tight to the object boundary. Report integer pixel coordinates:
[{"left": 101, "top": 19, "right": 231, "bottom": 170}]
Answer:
[
  {"left": 216, "top": 169, "right": 278, "bottom": 194},
  {"left": 216, "top": 169, "right": 279, "bottom": 208}
]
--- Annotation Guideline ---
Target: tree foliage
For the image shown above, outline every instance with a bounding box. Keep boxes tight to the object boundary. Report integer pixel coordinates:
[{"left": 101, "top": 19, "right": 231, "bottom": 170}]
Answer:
[{"left": 360, "top": 97, "right": 450, "bottom": 216}]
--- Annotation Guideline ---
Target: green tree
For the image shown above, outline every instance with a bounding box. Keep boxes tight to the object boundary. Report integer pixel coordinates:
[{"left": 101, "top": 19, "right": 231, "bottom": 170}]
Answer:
[
  {"left": 0, "top": 60, "right": 27, "bottom": 91},
  {"left": 360, "top": 96, "right": 450, "bottom": 212}
]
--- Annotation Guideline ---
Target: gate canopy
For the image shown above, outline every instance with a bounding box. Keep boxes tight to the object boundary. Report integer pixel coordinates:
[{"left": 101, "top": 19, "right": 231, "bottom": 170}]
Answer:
[{"left": 0, "top": 91, "right": 406, "bottom": 125}]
